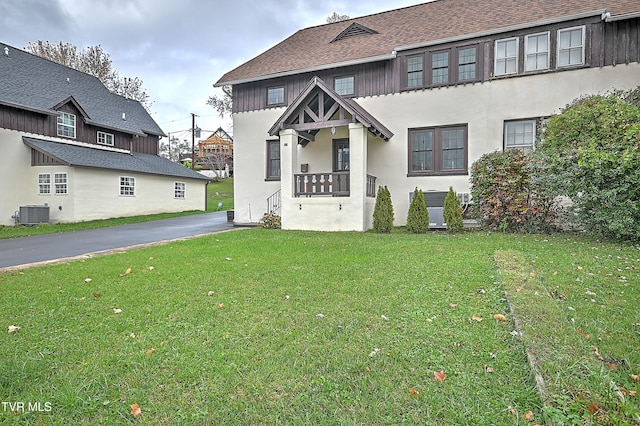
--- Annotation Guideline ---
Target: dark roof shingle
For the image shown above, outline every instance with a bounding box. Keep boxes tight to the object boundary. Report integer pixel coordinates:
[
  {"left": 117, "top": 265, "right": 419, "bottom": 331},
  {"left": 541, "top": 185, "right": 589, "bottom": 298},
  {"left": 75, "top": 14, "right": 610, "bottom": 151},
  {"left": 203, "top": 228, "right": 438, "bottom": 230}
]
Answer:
[
  {"left": 23, "top": 137, "right": 209, "bottom": 181},
  {"left": 217, "top": 0, "right": 640, "bottom": 85},
  {"left": 0, "top": 43, "right": 164, "bottom": 137}
]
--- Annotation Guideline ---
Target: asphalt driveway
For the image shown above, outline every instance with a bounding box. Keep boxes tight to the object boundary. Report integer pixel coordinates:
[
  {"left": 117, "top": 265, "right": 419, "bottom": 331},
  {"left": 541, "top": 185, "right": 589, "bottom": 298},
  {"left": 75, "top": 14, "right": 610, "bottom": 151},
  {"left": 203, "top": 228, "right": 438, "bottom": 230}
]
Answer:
[{"left": 0, "top": 211, "right": 236, "bottom": 270}]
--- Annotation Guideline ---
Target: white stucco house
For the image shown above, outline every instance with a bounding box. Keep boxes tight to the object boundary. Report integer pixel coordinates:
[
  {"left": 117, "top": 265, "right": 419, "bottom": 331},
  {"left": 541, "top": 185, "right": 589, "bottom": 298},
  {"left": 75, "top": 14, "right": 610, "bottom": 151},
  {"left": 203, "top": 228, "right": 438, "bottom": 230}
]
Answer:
[
  {"left": 0, "top": 43, "right": 210, "bottom": 226},
  {"left": 216, "top": 0, "right": 640, "bottom": 231}
]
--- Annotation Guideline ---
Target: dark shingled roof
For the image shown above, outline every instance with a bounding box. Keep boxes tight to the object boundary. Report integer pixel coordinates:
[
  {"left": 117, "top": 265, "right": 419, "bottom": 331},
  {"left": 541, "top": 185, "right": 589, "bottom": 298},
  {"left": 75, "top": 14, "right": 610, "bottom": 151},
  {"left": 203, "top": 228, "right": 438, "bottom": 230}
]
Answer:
[
  {"left": 0, "top": 42, "right": 164, "bottom": 137},
  {"left": 216, "top": 0, "right": 640, "bottom": 85},
  {"left": 23, "top": 137, "right": 210, "bottom": 181}
]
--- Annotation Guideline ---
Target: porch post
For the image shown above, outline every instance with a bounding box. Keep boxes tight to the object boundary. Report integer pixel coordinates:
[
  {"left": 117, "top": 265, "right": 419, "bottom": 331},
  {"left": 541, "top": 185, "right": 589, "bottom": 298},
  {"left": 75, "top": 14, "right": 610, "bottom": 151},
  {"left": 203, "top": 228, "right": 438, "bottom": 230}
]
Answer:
[
  {"left": 349, "top": 122, "right": 367, "bottom": 230},
  {"left": 279, "top": 129, "right": 298, "bottom": 228}
]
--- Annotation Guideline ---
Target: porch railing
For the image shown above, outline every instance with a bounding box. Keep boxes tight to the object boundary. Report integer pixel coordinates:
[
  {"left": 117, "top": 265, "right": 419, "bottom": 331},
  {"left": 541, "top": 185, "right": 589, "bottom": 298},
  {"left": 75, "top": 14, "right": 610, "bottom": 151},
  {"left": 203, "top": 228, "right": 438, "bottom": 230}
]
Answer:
[
  {"left": 366, "top": 174, "right": 377, "bottom": 198},
  {"left": 266, "top": 189, "right": 281, "bottom": 214},
  {"left": 294, "top": 172, "right": 350, "bottom": 197}
]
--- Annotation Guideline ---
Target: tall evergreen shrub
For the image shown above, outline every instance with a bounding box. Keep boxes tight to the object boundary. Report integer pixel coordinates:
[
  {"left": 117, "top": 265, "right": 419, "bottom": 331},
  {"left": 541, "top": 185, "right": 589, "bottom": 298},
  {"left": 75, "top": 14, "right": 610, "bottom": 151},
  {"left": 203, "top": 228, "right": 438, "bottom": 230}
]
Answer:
[
  {"left": 406, "top": 188, "right": 429, "bottom": 233},
  {"left": 443, "top": 186, "right": 464, "bottom": 232},
  {"left": 373, "top": 185, "right": 394, "bottom": 233}
]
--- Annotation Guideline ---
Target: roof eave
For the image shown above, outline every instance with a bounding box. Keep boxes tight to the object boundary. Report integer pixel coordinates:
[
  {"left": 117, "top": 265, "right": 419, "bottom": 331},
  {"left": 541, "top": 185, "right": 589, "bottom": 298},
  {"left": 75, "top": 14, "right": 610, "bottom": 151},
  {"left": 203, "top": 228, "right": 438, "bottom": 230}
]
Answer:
[
  {"left": 605, "top": 11, "right": 640, "bottom": 22},
  {"left": 395, "top": 9, "right": 606, "bottom": 52},
  {"left": 215, "top": 53, "right": 396, "bottom": 87},
  {"left": 0, "top": 100, "right": 58, "bottom": 117}
]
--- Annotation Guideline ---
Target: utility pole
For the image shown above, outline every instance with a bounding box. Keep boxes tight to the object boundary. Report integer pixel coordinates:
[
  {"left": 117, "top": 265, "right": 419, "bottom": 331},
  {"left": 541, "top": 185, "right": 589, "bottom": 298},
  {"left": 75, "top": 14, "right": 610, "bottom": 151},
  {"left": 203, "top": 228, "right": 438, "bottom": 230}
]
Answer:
[{"left": 191, "top": 113, "right": 196, "bottom": 170}]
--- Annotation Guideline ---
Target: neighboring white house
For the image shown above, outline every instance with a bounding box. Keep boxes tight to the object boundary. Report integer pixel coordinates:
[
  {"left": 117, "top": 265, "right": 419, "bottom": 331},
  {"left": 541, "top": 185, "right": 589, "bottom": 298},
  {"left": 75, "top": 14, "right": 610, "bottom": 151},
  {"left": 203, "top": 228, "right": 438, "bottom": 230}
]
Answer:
[
  {"left": 0, "top": 43, "right": 210, "bottom": 226},
  {"left": 216, "top": 0, "right": 640, "bottom": 231}
]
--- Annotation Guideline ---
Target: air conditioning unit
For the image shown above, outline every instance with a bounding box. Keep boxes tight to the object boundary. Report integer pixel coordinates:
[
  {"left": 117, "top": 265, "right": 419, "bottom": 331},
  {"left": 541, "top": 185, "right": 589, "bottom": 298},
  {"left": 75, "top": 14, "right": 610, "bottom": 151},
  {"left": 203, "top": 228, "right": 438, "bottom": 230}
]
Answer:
[
  {"left": 409, "top": 190, "right": 448, "bottom": 229},
  {"left": 19, "top": 205, "right": 50, "bottom": 225}
]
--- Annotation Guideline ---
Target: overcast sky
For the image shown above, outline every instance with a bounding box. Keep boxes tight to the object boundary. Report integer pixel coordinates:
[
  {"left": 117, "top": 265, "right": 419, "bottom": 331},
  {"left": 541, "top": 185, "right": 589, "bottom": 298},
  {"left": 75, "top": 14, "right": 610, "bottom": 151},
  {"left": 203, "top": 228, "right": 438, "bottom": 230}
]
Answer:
[{"left": 1, "top": 0, "right": 422, "bottom": 141}]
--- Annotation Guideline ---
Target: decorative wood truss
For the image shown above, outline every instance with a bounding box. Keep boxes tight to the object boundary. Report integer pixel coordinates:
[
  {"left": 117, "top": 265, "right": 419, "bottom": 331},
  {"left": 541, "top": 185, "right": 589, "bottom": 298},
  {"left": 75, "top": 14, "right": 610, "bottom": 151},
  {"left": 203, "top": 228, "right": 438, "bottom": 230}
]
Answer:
[{"left": 268, "top": 76, "right": 393, "bottom": 145}]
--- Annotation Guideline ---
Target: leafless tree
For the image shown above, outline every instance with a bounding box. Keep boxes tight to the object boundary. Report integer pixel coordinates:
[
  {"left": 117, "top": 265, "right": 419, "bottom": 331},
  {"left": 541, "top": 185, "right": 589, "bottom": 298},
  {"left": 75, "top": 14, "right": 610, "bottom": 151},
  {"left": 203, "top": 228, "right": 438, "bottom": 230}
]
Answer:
[
  {"left": 206, "top": 85, "right": 232, "bottom": 118},
  {"left": 326, "top": 12, "right": 350, "bottom": 23}
]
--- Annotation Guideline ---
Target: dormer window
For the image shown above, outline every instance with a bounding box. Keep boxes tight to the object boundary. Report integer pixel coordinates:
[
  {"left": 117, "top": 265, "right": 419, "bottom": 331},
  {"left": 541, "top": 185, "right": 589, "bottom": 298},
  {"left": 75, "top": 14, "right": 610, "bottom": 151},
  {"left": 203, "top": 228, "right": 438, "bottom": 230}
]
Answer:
[
  {"left": 97, "top": 131, "right": 114, "bottom": 146},
  {"left": 57, "top": 112, "right": 76, "bottom": 138}
]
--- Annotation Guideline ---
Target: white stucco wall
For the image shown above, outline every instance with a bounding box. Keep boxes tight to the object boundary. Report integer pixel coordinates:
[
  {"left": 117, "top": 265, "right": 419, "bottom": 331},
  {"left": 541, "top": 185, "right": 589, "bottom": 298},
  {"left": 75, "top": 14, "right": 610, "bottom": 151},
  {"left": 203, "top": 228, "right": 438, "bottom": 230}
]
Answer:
[
  {"left": 0, "top": 128, "right": 207, "bottom": 226},
  {"left": 232, "top": 63, "right": 640, "bottom": 230}
]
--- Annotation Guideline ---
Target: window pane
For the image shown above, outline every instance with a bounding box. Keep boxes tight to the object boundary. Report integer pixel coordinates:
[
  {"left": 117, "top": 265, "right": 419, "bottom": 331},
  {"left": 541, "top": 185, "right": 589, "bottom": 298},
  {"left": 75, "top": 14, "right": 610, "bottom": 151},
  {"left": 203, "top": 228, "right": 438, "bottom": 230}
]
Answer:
[
  {"left": 411, "top": 130, "right": 433, "bottom": 171},
  {"left": 505, "top": 120, "right": 536, "bottom": 151},
  {"left": 267, "top": 141, "right": 280, "bottom": 178},
  {"left": 441, "top": 128, "right": 465, "bottom": 170},
  {"left": 334, "top": 76, "right": 354, "bottom": 96},
  {"left": 407, "top": 56, "right": 423, "bottom": 87},
  {"left": 558, "top": 28, "right": 583, "bottom": 66},
  {"left": 495, "top": 39, "right": 517, "bottom": 76},
  {"left": 267, "top": 87, "right": 284, "bottom": 105},
  {"left": 432, "top": 52, "right": 449, "bottom": 84},
  {"left": 458, "top": 47, "right": 476, "bottom": 80}
]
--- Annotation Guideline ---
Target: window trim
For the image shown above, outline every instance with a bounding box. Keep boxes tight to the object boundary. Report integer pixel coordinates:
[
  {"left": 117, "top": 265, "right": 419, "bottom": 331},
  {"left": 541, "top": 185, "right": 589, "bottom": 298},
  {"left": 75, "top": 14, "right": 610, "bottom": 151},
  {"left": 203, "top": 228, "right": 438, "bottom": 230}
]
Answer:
[
  {"left": 266, "top": 86, "right": 285, "bottom": 106},
  {"left": 266, "top": 139, "right": 281, "bottom": 181},
  {"left": 57, "top": 112, "right": 76, "bottom": 139},
  {"left": 408, "top": 124, "right": 468, "bottom": 176},
  {"left": 119, "top": 176, "right": 135, "bottom": 197},
  {"left": 54, "top": 172, "right": 68, "bottom": 195},
  {"left": 38, "top": 173, "right": 51, "bottom": 195},
  {"left": 174, "top": 181, "right": 186, "bottom": 199},
  {"left": 524, "top": 31, "right": 550, "bottom": 72},
  {"left": 334, "top": 75, "right": 355, "bottom": 96},
  {"left": 557, "top": 25, "right": 585, "bottom": 68},
  {"left": 494, "top": 37, "right": 519, "bottom": 76},
  {"left": 97, "top": 131, "right": 115, "bottom": 146}
]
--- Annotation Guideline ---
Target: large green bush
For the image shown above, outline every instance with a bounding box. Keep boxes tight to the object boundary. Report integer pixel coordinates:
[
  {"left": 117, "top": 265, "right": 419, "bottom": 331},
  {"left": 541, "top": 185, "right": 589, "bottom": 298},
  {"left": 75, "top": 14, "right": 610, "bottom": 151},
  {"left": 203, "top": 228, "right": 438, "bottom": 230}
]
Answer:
[
  {"left": 406, "top": 188, "right": 430, "bottom": 233},
  {"left": 372, "top": 185, "right": 394, "bottom": 233},
  {"left": 443, "top": 186, "right": 464, "bottom": 232},
  {"left": 470, "top": 150, "right": 556, "bottom": 232},
  {"left": 532, "top": 90, "right": 640, "bottom": 241}
]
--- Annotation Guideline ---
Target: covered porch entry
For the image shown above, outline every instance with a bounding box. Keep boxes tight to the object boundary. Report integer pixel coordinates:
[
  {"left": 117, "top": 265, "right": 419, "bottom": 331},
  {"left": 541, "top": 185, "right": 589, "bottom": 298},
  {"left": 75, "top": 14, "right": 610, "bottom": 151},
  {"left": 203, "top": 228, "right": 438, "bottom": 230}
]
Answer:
[{"left": 268, "top": 76, "right": 393, "bottom": 231}]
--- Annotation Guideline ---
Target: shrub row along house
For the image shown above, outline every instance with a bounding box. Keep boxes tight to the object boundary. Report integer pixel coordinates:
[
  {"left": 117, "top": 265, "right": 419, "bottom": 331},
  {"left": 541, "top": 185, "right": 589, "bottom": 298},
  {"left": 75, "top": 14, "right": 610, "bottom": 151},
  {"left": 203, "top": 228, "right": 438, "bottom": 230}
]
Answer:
[
  {"left": 216, "top": 0, "right": 640, "bottom": 231},
  {"left": 0, "top": 43, "right": 209, "bottom": 226}
]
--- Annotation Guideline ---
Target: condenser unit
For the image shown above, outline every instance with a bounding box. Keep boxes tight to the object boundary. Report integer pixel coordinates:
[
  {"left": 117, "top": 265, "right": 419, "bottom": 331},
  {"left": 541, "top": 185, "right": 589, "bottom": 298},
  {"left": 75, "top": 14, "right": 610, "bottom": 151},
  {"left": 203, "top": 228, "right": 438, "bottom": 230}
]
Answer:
[{"left": 19, "top": 205, "right": 50, "bottom": 225}]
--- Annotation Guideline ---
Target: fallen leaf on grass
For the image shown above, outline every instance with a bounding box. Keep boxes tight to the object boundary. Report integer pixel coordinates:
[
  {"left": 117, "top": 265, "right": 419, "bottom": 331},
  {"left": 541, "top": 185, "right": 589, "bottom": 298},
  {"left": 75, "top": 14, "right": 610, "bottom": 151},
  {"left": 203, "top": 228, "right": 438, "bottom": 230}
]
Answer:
[
  {"left": 113, "top": 308, "right": 123, "bottom": 314},
  {"left": 493, "top": 314, "right": 507, "bottom": 321},
  {"left": 594, "top": 347, "right": 604, "bottom": 360},
  {"left": 631, "top": 374, "right": 639, "bottom": 382},
  {"left": 92, "top": 292, "right": 102, "bottom": 298},
  {"left": 8, "top": 325, "right": 21, "bottom": 333},
  {"left": 208, "top": 291, "right": 215, "bottom": 296},
  {"left": 145, "top": 348, "right": 155, "bottom": 356},
  {"left": 84, "top": 278, "right": 92, "bottom": 283},
  {"left": 484, "top": 365, "right": 494, "bottom": 373},
  {"left": 605, "top": 362, "right": 618, "bottom": 371},
  {"left": 225, "top": 257, "right": 232, "bottom": 261},
  {"left": 217, "top": 303, "right": 224, "bottom": 308},
  {"left": 471, "top": 315, "right": 483, "bottom": 322},
  {"left": 433, "top": 370, "right": 446, "bottom": 382},
  {"left": 408, "top": 387, "right": 420, "bottom": 396},
  {"left": 130, "top": 403, "right": 141, "bottom": 417},
  {"left": 620, "top": 387, "right": 637, "bottom": 397},
  {"left": 524, "top": 411, "right": 534, "bottom": 420},
  {"left": 119, "top": 268, "right": 132, "bottom": 277},
  {"left": 577, "top": 327, "right": 590, "bottom": 339},
  {"left": 507, "top": 406, "right": 517, "bottom": 415},
  {"left": 148, "top": 266, "right": 155, "bottom": 271},
  {"left": 449, "top": 303, "right": 458, "bottom": 308},
  {"left": 587, "top": 403, "right": 598, "bottom": 414}
]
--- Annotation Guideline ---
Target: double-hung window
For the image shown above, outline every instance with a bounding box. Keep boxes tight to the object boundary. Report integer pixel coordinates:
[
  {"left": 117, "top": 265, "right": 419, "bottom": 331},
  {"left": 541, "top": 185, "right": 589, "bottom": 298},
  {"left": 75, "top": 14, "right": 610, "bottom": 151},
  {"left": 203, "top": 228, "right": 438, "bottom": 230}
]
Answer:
[
  {"left": 120, "top": 176, "right": 135, "bottom": 196},
  {"left": 504, "top": 120, "right": 536, "bottom": 152},
  {"left": 431, "top": 51, "right": 449, "bottom": 84},
  {"left": 54, "top": 173, "right": 68, "bottom": 194},
  {"left": 558, "top": 26, "right": 585, "bottom": 67},
  {"left": 57, "top": 112, "right": 76, "bottom": 138},
  {"left": 458, "top": 47, "right": 477, "bottom": 81},
  {"left": 38, "top": 173, "right": 51, "bottom": 195},
  {"left": 174, "top": 182, "right": 186, "bottom": 199},
  {"left": 495, "top": 37, "right": 518, "bottom": 76},
  {"left": 409, "top": 125, "right": 467, "bottom": 175},
  {"left": 334, "top": 75, "right": 355, "bottom": 96},
  {"left": 266, "top": 140, "right": 280, "bottom": 180},
  {"left": 267, "top": 86, "right": 285, "bottom": 106},
  {"left": 407, "top": 55, "right": 424, "bottom": 88},
  {"left": 97, "top": 131, "right": 114, "bottom": 146},
  {"left": 525, "top": 32, "right": 550, "bottom": 71}
]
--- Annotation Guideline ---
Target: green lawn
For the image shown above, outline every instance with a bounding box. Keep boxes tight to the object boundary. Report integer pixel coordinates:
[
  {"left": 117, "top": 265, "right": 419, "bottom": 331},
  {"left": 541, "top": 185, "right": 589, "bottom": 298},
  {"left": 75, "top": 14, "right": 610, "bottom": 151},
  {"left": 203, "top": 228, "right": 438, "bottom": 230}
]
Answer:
[
  {"left": 0, "top": 179, "right": 233, "bottom": 240},
  {"left": 1, "top": 230, "right": 638, "bottom": 425}
]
